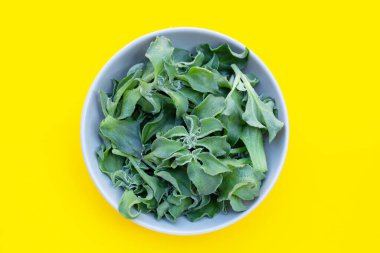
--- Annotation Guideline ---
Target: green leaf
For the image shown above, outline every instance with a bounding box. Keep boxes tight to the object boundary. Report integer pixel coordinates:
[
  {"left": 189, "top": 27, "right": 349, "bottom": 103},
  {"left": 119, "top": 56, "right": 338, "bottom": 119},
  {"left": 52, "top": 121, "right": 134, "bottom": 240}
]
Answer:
[
  {"left": 97, "top": 148, "right": 125, "bottom": 175},
  {"left": 197, "top": 152, "right": 231, "bottom": 175},
  {"left": 155, "top": 169, "right": 192, "bottom": 196},
  {"left": 219, "top": 114, "right": 243, "bottom": 146},
  {"left": 197, "top": 43, "right": 249, "bottom": 72},
  {"left": 176, "top": 51, "right": 204, "bottom": 68},
  {"left": 164, "top": 61, "right": 177, "bottom": 82},
  {"left": 172, "top": 154, "right": 193, "bottom": 167},
  {"left": 141, "top": 107, "right": 177, "bottom": 143},
  {"left": 195, "top": 136, "right": 230, "bottom": 157},
  {"left": 234, "top": 182, "right": 262, "bottom": 200},
  {"left": 109, "top": 68, "right": 143, "bottom": 116},
  {"left": 99, "top": 90, "right": 109, "bottom": 117},
  {"left": 98, "top": 130, "right": 112, "bottom": 150},
  {"left": 196, "top": 44, "right": 213, "bottom": 64},
  {"left": 203, "top": 53, "right": 219, "bottom": 70},
  {"left": 218, "top": 164, "right": 260, "bottom": 202},
  {"left": 109, "top": 168, "right": 143, "bottom": 190},
  {"left": 156, "top": 200, "right": 170, "bottom": 220},
  {"left": 246, "top": 73, "right": 260, "bottom": 87},
  {"left": 192, "top": 94, "right": 225, "bottom": 119},
  {"left": 198, "top": 117, "right": 224, "bottom": 138},
  {"left": 220, "top": 80, "right": 245, "bottom": 145},
  {"left": 211, "top": 69, "right": 231, "bottom": 88},
  {"left": 113, "top": 63, "right": 144, "bottom": 97},
  {"left": 223, "top": 79, "right": 243, "bottom": 116},
  {"left": 172, "top": 48, "right": 192, "bottom": 63},
  {"left": 186, "top": 198, "right": 222, "bottom": 222},
  {"left": 118, "top": 88, "right": 141, "bottom": 119},
  {"left": 111, "top": 79, "right": 120, "bottom": 97},
  {"left": 168, "top": 197, "right": 192, "bottom": 220},
  {"left": 242, "top": 90, "right": 265, "bottom": 129},
  {"left": 240, "top": 126, "right": 268, "bottom": 173},
  {"left": 183, "top": 115, "right": 200, "bottom": 134},
  {"left": 187, "top": 161, "right": 223, "bottom": 195},
  {"left": 138, "top": 184, "right": 157, "bottom": 209},
  {"left": 143, "top": 95, "right": 162, "bottom": 114},
  {"left": 138, "top": 80, "right": 162, "bottom": 114},
  {"left": 262, "top": 96, "right": 279, "bottom": 117},
  {"left": 176, "top": 67, "right": 220, "bottom": 94},
  {"left": 150, "top": 137, "right": 184, "bottom": 159},
  {"left": 141, "top": 62, "right": 154, "bottom": 82},
  {"left": 145, "top": 36, "right": 174, "bottom": 77},
  {"left": 128, "top": 157, "right": 165, "bottom": 202},
  {"left": 99, "top": 116, "right": 143, "bottom": 158},
  {"left": 160, "top": 87, "right": 188, "bottom": 118},
  {"left": 178, "top": 87, "right": 203, "bottom": 104},
  {"left": 189, "top": 194, "right": 211, "bottom": 210},
  {"left": 232, "top": 65, "right": 284, "bottom": 142},
  {"left": 163, "top": 126, "right": 188, "bottom": 139},
  {"left": 166, "top": 191, "right": 187, "bottom": 206},
  {"left": 229, "top": 195, "right": 248, "bottom": 212},
  {"left": 118, "top": 190, "right": 141, "bottom": 219},
  {"left": 127, "top": 63, "right": 145, "bottom": 76},
  {"left": 169, "top": 149, "right": 199, "bottom": 168},
  {"left": 136, "top": 97, "right": 153, "bottom": 112},
  {"left": 221, "top": 157, "right": 251, "bottom": 168}
]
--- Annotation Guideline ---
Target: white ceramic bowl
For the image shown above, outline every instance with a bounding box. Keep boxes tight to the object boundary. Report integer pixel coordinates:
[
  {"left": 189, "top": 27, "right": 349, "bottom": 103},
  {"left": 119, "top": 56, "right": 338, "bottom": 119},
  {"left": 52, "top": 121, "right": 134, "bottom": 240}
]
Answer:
[{"left": 81, "top": 27, "right": 289, "bottom": 235}]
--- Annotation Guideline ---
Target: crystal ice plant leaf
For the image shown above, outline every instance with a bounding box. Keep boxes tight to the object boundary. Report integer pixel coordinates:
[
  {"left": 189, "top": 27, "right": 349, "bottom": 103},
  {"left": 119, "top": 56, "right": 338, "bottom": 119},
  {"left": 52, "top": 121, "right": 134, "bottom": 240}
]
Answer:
[
  {"left": 176, "top": 67, "right": 220, "bottom": 94},
  {"left": 232, "top": 64, "right": 284, "bottom": 142},
  {"left": 99, "top": 116, "right": 143, "bottom": 159},
  {"left": 196, "top": 43, "right": 249, "bottom": 73},
  {"left": 96, "top": 36, "right": 284, "bottom": 222},
  {"left": 145, "top": 36, "right": 174, "bottom": 78}
]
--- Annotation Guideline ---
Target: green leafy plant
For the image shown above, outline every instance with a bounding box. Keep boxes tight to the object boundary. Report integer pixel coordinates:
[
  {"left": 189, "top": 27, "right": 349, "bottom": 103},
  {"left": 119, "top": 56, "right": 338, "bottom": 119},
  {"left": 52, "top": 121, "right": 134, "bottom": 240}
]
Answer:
[{"left": 96, "top": 36, "right": 284, "bottom": 222}]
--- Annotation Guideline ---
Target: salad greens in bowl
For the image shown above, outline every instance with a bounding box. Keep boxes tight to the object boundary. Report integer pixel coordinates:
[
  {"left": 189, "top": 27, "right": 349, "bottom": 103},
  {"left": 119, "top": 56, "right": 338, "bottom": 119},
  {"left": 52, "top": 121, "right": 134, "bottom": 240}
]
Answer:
[{"left": 81, "top": 28, "right": 289, "bottom": 235}]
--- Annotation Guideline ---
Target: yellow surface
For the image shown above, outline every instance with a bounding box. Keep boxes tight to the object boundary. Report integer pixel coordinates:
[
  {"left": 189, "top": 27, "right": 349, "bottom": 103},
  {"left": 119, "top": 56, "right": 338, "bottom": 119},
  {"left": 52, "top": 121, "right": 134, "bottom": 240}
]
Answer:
[{"left": 1, "top": 0, "right": 379, "bottom": 252}]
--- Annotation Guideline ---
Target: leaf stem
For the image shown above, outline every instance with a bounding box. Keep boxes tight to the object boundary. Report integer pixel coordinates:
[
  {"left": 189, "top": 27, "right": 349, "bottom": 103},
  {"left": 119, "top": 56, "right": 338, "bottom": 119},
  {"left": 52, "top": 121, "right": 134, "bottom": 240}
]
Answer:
[{"left": 225, "top": 66, "right": 241, "bottom": 99}]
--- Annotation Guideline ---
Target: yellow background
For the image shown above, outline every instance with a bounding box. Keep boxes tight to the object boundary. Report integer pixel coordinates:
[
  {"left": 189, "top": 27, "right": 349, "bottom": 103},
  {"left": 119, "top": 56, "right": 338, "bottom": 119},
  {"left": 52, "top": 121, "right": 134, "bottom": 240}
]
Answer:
[{"left": 1, "top": 0, "right": 379, "bottom": 252}]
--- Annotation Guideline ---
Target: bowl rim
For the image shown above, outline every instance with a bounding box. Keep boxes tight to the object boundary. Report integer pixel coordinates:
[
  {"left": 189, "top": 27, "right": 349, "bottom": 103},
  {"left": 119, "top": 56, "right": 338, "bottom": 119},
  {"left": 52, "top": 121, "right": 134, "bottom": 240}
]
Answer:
[{"left": 80, "top": 27, "right": 289, "bottom": 235}]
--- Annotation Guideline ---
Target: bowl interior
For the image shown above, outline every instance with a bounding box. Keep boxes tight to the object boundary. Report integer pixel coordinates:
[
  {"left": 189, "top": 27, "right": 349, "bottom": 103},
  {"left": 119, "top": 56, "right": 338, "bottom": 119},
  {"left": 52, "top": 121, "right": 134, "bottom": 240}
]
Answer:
[{"left": 81, "top": 28, "right": 288, "bottom": 235}]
